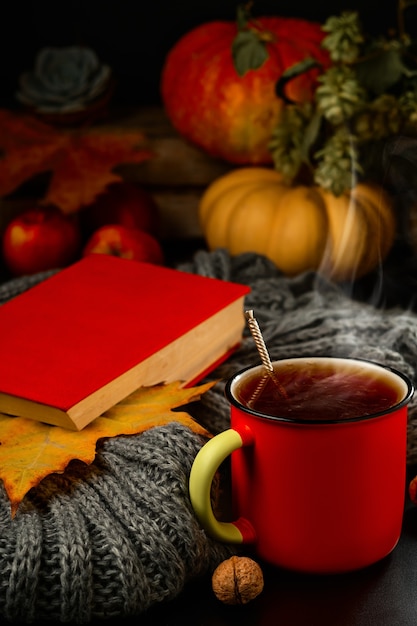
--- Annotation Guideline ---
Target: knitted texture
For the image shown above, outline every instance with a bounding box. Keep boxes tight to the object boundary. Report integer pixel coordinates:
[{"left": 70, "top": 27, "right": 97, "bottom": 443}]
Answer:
[
  {"left": 1, "top": 249, "right": 417, "bottom": 623},
  {"left": 0, "top": 269, "right": 57, "bottom": 305},
  {"left": 178, "top": 250, "right": 417, "bottom": 461},
  {"left": 0, "top": 425, "right": 233, "bottom": 623}
]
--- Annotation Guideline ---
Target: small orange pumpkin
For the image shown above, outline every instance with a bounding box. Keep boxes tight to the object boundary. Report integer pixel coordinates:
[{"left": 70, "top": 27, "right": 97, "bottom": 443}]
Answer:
[{"left": 199, "top": 167, "right": 396, "bottom": 281}]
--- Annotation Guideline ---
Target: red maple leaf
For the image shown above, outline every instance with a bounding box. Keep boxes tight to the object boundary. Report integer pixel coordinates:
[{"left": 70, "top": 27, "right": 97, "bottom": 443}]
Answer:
[{"left": 0, "top": 109, "right": 152, "bottom": 213}]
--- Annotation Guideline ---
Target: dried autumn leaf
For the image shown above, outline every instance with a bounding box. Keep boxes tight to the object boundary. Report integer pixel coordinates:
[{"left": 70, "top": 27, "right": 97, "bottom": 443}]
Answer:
[
  {"left": 0, "top": 109, "right": 152, "bottom": 213},
  {"left": 40, "top": 129, "right": 153, "bottom": 213},
  {"left": 0, "top": 380, "right": 215, "bottom": 516},
  {"left": 0, "top": 110, "right": 65, "bottom": 196}
]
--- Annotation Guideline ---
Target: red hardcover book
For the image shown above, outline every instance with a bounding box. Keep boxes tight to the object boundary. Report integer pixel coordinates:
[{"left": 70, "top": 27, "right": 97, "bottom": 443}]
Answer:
[{"left": 0, "top": 255, "right": 250, "bottom": 430}]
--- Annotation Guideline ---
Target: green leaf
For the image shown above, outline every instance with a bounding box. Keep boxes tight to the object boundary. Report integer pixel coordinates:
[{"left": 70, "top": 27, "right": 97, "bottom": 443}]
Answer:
[
  {"left": 232, "top": 30, "right": 269, "bottom": 76},
  {"left": 300, "top": 110, "right": 323, "bottom": 164},
  {"left": 355, "top": 45, "right": 416, "bottom": 95}
]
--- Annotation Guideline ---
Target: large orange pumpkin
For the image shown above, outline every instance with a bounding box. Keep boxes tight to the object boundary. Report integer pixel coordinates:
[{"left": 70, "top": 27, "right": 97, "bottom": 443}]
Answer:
[
  {"left": 199, "top": 168, "right": 396, "bottom": 281},
  {"left": 161, "top": 17, "right": 329, "bottom": 165}
]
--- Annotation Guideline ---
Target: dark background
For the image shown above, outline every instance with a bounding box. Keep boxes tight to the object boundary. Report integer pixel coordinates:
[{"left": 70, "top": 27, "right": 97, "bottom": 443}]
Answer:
[{"left": 0, "top": 0, "right": 409, "bottom": 110}]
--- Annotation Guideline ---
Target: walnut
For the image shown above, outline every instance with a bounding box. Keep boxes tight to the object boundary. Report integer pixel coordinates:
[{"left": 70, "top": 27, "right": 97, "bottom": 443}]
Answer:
[{"left": 211, "top": 556, "right": 264, "bottom": 605}]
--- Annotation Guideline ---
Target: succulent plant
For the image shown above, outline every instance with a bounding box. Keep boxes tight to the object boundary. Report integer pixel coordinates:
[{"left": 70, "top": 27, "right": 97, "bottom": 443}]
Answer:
[{"left": 16, "top": 46, "right": 112, "bottom": 113}]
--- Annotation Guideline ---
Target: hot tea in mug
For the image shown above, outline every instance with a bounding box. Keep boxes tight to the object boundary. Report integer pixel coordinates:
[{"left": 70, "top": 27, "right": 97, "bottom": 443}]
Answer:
[
  {"left": 235, "top": 358, "right": 402, "bottom": 421},
  {"left": 189, "top": 357, "right": 414, "bottom": 573}
]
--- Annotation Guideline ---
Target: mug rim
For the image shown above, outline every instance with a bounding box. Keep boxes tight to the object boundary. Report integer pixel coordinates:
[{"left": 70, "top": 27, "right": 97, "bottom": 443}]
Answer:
[{"left": 225, "top": 356, "right": 415, "bottom": 425}]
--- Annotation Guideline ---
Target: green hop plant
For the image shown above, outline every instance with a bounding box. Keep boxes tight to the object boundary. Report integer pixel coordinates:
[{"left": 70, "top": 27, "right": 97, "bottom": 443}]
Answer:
[
  {"left": 321, "top": 11, "right": 364, "bottom": 63},
  {"left": 268, "top": 4, "right": 417, "bottom": 196},
  {"left": 315, "top": 66, "right": 367, "bottom": 125},
  {"left": 269, "top": 103, "right": 314, "bottom": 182},
  {"left": 314, "top": 127, "right": 363, "bottom": 194}
]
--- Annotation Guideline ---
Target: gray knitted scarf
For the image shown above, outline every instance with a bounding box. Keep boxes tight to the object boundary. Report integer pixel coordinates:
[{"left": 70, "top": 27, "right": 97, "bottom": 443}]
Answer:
[
  {"left": 179, "top": 250, "right": 417, "bottom": 461},
  {"left": 1, "top": 249, "right": 417, "bottom": 623}
]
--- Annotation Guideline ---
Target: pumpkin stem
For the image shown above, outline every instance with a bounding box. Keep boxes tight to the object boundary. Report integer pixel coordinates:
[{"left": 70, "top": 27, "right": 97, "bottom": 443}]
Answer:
[
  {"left": 232, "top": 3, "right": 275, "bottom": 76},
  {"left": 236, "top": 1, "right": 253, "bottom": 30},
  {"left": 275, "top": 58, "right": 324, "bottom": 104}
]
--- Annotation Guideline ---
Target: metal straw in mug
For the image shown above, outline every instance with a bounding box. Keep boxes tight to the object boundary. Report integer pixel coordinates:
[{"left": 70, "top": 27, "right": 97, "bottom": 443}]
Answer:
[{"left": 245, "top": 310, "right": 288, "bottom": 404}]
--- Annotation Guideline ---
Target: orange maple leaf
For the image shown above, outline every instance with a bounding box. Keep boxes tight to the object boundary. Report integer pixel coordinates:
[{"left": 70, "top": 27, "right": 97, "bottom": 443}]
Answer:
[
  {"left": 0, "top": 380, "right": 215, "bottom": 516},
  {"left": 0, "top": 109, "right": 152, "bottom": 213},
  {"left": 0, "top": 110, "right": 64, "bottom": 195}
]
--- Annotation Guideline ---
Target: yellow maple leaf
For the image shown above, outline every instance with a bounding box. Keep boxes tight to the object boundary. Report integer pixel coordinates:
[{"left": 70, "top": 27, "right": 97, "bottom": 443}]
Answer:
[{"left": 0, "top": 380, "right": 215, "bottom": 516}]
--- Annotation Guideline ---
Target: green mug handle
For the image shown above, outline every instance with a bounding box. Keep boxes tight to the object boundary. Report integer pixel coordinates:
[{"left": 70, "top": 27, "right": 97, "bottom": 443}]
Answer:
[{"left": 189, "top": 428, "right": 257, "bottom": 543}]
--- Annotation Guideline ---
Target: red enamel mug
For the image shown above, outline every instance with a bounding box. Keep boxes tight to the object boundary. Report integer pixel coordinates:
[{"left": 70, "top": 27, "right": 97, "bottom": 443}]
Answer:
[{"left": 189, "top": 357, "right": 414, "bottom": 573}]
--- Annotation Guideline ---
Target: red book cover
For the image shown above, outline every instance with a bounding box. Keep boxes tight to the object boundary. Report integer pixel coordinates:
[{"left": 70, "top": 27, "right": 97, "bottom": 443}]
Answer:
[{"left": 0, "top": 255, "right": 250, "bottom": 429}]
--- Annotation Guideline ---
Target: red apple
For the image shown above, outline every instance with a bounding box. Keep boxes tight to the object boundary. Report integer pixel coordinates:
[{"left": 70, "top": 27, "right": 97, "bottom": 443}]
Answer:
[
  {"left": 2, "top": 206, "right": 81, "bottom": 277},
  {"left": 80, "top": 182, "right": 159, "bottom": 236},
  {"left": 82, "top": 224, "right": 164, "bottom": 265}
]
